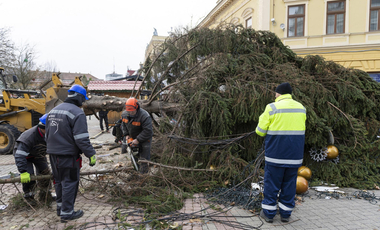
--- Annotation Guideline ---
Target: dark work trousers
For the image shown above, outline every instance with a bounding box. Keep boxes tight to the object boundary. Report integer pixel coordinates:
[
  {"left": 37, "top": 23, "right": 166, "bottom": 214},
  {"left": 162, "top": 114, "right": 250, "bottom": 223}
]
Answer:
[
  {"left": 23, "top": 156, "right": 50, "bottom": 197},
  {"left": 138, "top": 139, "right": 151, "bottom": 174},
  {"left": 49, "top": 154, "right": 81, "bottom": 216},
  {"left": 262, "top": 164, "right": 298, "bottom": 219},
  {"left": 99, "top": 116, "right": 109, "bottom": 131},
  {"left": 121, "top": 136, "right": 127, "bottom": 154}
]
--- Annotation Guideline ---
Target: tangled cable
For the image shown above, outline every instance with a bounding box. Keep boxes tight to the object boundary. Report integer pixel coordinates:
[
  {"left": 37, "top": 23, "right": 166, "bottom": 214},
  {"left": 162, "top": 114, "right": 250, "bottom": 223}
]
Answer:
[
  {"left": 300, "top": 189, "right": 380, "bottom": 205},
  {"left": 205, "top": 149, "right": 265, "bottom": 214},
  {"left": 351, "top": 190, "right": 380, "bottom": 204}
]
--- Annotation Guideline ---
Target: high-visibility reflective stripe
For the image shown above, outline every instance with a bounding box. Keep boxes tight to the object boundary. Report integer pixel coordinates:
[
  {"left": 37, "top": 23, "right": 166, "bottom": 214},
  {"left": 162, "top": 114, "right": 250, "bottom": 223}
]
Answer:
[
  {"left": 16, "top": 150, "right": 29, "bottom": 156},
  {"left": 57, "top": 202, "right": 62, "bottom": 207},
  {"left": 261, "top": 204, "right": 277, "bottom": 210},
  {"left": 269, "top": 108, "right": 306, "bottom": 116},
  {"left": 269, "top": 103, "right": 276, "bottom": 112},
  {"left": 61, "top": 210, "right": 73, "bottom": 215},
  {"left": 279, "top": 202, "right": 293, "bottom": 211},
  {"left": 267, "top": 130, "right": 305, "bottom": 135},
  {"left": 256, "top": 126, "right": 267, "bottom": 134},
  {"left": 50, "top": 110, "right": 75, "bottom": 119},
  {"left": 265, "top": 156, "right": 303, "bottom": 165},
  {"left": 68, "top": 92, "right": 78, "bottom": 98},
  {"left": 74, "top": 133, "right": 89, "bottom": 140}
]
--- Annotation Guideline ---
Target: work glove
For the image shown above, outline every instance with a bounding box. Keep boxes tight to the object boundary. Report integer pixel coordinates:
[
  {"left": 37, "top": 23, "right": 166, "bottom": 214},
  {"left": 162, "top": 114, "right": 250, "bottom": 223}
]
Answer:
[
  {"left": 132, "top": 139, "right": 139, "bottom": 145},
  {"left": 20, "top": 172, "right": 31, "bottom": 183},
  {"left": 89, "top": 155, "right": 96, "bottom": 167}
]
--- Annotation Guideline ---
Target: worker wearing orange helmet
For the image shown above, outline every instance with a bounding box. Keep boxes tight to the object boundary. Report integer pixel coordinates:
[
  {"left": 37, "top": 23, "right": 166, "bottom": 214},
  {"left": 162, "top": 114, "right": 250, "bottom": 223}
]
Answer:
[{"left": 121, "top": 97, "right": 153, "bottom": 174}]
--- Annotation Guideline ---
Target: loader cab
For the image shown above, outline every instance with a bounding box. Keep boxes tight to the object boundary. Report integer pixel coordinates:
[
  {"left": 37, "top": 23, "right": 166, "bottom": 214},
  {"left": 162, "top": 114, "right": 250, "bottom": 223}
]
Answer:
[{"left": 0, "top": 67, "right": 18, "bottom": 90}]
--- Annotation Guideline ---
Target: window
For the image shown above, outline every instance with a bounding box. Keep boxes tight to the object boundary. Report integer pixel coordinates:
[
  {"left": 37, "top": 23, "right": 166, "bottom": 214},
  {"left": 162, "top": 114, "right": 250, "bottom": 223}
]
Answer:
[
  {"left": 368, "top": 73, "right": 380, "bottom": 82},
  {"left": 370, "top": 0, "right": 380, "bottom": 31},
  {"left": 326, "top": 1, "right": 345, "bottom": 34},
  {"left": 246, "top": 17, "right": 252, "bottom": 28},
  {"left": 288, "top": 5, "right": 305, "bottom": 37}
]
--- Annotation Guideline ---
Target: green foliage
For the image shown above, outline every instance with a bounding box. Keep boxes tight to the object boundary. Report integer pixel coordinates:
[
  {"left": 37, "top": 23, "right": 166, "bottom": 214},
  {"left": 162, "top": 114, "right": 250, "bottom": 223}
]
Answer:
[{"left": 146, "top": 24, "right": 380, "bottom": 189}]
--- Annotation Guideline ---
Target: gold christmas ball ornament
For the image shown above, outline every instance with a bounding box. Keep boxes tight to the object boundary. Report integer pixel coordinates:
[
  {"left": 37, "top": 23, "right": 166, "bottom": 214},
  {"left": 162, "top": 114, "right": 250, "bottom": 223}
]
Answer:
[
  {"left": 326, "top": 145, "right": 339, "bottom": 159},
  {"left": 296, "top": 176, "right": 309, "bottom": 194},
  {"left": 298, "top": 166, "right": 312, "bottom": 180}
]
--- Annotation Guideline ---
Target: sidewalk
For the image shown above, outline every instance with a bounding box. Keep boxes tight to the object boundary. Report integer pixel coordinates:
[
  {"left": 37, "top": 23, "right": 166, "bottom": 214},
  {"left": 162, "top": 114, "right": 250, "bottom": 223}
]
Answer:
[{"left": 1, "top": 189, "right": 379, "bottom": 229}]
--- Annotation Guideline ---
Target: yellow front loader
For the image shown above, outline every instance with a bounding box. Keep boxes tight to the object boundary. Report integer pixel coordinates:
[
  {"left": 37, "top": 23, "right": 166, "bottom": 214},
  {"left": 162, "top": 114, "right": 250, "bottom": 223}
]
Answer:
[{"left": 0, "top": 68, "right": 85, "bottom": 154}]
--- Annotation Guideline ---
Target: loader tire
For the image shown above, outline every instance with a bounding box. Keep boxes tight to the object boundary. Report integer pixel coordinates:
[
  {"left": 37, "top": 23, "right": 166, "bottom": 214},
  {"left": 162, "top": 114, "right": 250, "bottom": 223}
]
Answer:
[{"left": 0, "top": 124, "right": 21, "bottom": 155}]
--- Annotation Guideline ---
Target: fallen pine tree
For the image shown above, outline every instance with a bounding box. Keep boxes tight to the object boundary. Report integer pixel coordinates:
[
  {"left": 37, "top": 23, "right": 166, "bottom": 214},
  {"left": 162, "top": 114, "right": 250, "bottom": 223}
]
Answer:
[{"left": 139, "top": 24, "right": 380, "bottom": 190}]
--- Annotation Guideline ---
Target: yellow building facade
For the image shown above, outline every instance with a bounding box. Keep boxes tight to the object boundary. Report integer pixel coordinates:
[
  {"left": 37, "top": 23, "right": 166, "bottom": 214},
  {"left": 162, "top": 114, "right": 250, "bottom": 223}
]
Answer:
[
  {"left": 198, "top": 0, "right": 380, "bottom": 82},
  {"left": 144, "top": 35, "right": 167, "bottom": 62}
]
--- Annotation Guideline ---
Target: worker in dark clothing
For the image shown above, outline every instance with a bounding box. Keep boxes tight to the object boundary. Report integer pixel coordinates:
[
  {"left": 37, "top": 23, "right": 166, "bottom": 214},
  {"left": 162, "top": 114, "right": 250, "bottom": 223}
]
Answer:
[
  {"left": 45, "top": 84, "right": 96, "bottom": 223},
  {"left": 14, "top": 114, "right": 50, "bottom": 205},
  {"left": 98, "top": 109, "right": 109, "bottom": 132},
  {"left": 112, "top": 118, "right": 123, "bottom": 143},
  {"left": 256, "top": 82, "right": 306, "bottom": 223},
  {"left": 121, "top": 97, "right": 153, "bottom": 174},
  {"left": 120, "top": 110, "right": 128, "bottom": 154}
]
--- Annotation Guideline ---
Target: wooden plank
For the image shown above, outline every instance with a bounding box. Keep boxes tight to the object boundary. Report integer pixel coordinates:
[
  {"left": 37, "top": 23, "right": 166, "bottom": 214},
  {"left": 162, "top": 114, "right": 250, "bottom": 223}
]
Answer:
[{"left": 90, "top": 131, "right": 104, "bottom": 139}]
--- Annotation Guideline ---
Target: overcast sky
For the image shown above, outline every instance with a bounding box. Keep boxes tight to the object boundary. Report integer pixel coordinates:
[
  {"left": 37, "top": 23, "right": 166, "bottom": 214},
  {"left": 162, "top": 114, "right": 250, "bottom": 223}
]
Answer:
[{"left": 0, "top": 0, "right": 216, "bottom": 79}]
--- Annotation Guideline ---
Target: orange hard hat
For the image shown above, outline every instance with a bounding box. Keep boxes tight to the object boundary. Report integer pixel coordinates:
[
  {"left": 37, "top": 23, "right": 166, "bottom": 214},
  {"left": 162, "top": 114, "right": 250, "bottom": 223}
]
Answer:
[{"left": 125, "top": 98, "right": 138, "bottom": 111}]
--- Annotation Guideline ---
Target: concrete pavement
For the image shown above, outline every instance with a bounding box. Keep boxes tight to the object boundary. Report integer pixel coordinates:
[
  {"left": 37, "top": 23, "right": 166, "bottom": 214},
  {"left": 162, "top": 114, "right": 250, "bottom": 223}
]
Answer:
[{"left": 0, "top": 115, "right": 379, "bottom": 229}]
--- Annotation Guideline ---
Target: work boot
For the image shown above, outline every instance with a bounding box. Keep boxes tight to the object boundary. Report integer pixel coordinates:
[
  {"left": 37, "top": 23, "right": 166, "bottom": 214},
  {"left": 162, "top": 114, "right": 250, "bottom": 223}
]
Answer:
[
  {"left": 60, "top": 210, "right": 84, "bottom": 223},
  {"left": 260, "top": 210, "right": 273, "bottom": 223},
  {"left": 57, "top": 207, "right": 61, "bottom": 216},
  {"left": 281, "top": 216, "right": 290, "bottom": 222}
]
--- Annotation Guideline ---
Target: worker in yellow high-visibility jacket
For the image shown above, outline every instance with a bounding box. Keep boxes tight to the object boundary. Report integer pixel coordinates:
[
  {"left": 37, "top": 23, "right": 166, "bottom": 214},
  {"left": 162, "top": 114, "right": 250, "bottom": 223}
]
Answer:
[{"left": 256, "top": 82, "right": 306, "bottom": 223}]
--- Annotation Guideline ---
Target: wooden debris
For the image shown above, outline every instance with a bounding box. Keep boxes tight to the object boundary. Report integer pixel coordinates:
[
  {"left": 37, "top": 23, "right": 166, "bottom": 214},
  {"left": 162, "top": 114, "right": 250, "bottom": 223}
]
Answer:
[{"left": 90, "top": 131, "right": 104, "bottom": 139}]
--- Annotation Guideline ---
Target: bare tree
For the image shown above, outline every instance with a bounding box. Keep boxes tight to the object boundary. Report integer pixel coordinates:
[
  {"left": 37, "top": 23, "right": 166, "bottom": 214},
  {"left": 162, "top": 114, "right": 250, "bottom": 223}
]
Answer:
[
  {"left": 11, "top": 43, "right": 39, "bottom": 89},
  {"left": 0, "top": 28, "right": 16, "bottom": 89},
  {"left": 0, "top": 28, "right": 16, "bottom": 67},
  {"left": 37, "top": 60, "right": 59, "bottom": 90}
]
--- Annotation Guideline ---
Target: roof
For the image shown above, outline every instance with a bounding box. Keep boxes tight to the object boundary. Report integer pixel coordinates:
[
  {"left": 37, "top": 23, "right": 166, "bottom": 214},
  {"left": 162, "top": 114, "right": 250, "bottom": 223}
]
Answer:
[
  {"left": 58, "top": 72, "right": 100, "bottom": 81},
  {"left": 127, "top": 70, "right": 136, "bottom": 76},
  {"left": 87, "top": 80, "right": 142, "bottom": 91},
  {"left": 30, "top": 71, "right": 100, "bottom": 84},
  {"left": 126, "top": 75, "right": 144, "bottom": 81},
  {"left": 109, "top": 75, "right": 144, "bottom": 81}
]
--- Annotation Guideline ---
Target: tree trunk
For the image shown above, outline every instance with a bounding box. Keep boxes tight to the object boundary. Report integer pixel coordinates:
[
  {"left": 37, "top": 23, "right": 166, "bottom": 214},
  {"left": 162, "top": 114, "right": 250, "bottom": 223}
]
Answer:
[
  {"left": 83, "top": 95, "right": 181, "bottom": 115},
  {"left": 0, "top": 167, "right": 134, "bottom": 184}
]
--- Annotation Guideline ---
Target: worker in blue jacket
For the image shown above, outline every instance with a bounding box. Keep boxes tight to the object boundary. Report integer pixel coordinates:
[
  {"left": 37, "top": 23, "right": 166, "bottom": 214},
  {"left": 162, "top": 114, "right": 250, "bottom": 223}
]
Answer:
[
  {"left": 256, "top": 82, "right": 306, "bottom": 223},
  {"left": 46, "top": 84, "right": 96, "bottom": 223},
  {"left": 14, "top": 114, "right": 50, "bottom": 205}
]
